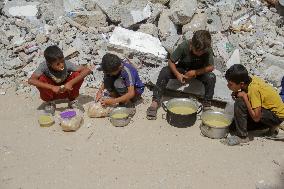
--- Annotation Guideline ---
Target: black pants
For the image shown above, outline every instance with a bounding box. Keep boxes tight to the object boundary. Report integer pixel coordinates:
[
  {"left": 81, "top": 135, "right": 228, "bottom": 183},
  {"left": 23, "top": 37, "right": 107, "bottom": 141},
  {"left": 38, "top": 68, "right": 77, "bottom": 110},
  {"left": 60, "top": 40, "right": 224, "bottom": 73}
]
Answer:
[
  {"left": 233, "top": 98, "right": 283, "bottom": 137},
  {"left": 152, "top": 66, "right": 216, "bottom": 103}
]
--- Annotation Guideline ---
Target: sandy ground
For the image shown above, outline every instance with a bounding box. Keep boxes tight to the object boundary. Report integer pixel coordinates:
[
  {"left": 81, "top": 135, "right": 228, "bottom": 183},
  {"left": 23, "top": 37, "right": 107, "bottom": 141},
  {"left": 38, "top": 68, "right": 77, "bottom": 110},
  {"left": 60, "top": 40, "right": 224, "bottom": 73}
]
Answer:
[{"left": 1, "top": 90, "right": 284, "bottom": 189}]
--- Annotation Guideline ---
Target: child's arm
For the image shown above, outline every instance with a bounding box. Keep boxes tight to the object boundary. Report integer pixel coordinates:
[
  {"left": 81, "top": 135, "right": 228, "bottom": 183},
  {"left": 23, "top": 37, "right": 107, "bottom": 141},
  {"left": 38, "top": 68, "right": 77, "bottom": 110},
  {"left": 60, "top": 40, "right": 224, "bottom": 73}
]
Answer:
[
  {"left": 185, "top": 65, "right": 214, "bottom": 78},
  {"left": 64, "top": 66, "right": 92, "bottom": 91},
  {"left": 101, "top": 86, "right": 135, "bottom": 106},
  {"left": 168, "top": 59, "right": 188, "bottom": 83},
  {"left": 238, "top": 91, "right": 262, "bottom": 122},
  {"left": 96, "top": 83, "right": 105, "bottom": 102},
  {"left": 28, "top": 74, "right": 61, "bottom": 93}
]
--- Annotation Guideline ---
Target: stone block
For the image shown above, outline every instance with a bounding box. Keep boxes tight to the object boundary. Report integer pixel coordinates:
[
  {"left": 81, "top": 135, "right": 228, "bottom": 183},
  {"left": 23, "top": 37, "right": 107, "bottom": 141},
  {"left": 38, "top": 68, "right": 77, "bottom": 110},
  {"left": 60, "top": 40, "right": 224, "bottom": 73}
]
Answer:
[
  {"left": 182, "top": 12, "right": 207, "bottom": 34},
  {"left": 109, "top": 27, "right": 168, "bottom": 59},
  {"left": 169, "top": 0, "right": 197, "bottom": 25},
  {"left": 158, "top": 10, "right": 177, "bottom": 38}
]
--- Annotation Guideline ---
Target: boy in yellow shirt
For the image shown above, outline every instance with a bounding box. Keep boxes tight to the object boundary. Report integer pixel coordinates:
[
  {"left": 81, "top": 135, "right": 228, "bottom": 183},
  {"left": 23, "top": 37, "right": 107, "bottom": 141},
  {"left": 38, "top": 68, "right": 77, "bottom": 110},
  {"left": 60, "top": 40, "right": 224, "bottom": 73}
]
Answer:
[{"left": 224, "top": 64, "right": 284, "bottom": 145}]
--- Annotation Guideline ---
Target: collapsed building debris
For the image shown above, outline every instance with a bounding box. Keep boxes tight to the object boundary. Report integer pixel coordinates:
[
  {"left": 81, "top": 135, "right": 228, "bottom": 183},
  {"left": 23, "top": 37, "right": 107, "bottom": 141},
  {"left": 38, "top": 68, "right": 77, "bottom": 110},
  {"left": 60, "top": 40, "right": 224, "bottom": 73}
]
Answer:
[{"left": 0, "top": 0, "right": 283, "bottom": 103}]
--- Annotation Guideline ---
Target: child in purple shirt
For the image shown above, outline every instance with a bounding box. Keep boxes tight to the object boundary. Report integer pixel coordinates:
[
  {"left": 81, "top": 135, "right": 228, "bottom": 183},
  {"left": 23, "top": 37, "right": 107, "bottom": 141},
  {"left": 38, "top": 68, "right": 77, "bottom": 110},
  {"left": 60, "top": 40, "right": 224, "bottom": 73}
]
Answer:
[{"left": 96, "top": 53, "right": 144, "bottom": 107}]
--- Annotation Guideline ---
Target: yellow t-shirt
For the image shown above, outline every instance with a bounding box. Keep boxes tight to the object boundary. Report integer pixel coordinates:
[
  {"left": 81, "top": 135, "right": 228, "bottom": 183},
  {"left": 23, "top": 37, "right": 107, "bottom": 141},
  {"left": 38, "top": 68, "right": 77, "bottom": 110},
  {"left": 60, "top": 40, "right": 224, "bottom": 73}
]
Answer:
[{"left": 248, "top": 76, "right": 284, "bottom": 118}]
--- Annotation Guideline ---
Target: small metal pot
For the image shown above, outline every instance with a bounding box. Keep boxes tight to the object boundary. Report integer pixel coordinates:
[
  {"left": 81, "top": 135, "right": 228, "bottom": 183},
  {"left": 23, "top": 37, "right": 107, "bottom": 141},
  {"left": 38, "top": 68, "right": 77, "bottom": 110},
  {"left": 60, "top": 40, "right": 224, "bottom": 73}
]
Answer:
[
  {"left": 200, "top": 111, "right": 232, "bottom": 139},
  {"left": 109, "top": 107, "right": 131, "bottom": 127},
  {"left": 162, "top": 98, "right": 202, "bottom": 128}
]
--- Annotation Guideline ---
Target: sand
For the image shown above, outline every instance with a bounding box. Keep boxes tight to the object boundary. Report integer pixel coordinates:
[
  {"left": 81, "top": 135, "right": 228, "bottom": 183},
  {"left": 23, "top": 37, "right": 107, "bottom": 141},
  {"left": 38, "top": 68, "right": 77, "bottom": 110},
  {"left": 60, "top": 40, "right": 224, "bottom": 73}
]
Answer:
[{"left": 0, "top": 91, "right": 284, "bottom": 189}]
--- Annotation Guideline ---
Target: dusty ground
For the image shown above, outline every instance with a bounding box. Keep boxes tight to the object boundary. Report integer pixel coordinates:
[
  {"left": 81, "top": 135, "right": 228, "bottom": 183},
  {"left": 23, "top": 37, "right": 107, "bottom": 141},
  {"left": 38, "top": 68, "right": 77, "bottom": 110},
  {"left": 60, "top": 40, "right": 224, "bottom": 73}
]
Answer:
[{"left": 0, "top": 90, "right": 284, "bottom": 189}]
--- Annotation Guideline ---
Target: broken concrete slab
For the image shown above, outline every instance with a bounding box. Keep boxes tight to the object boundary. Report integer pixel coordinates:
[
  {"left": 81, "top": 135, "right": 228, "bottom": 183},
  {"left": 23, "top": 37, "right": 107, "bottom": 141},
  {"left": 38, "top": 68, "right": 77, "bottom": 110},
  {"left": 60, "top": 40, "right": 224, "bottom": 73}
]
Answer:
[
  {"left": 120, "top": 2, "right": 151, "bottom": 28},
  {"left": 91, "top": 0, "right": 120, "bottom": 14},
  {"left": 149, "top": 0, "right": 170, "bottom": 4},
  {"left": 72, "top": 11, "right": 107, "bottom": 28},
  {"left": 4, "top": 58, "right": 24, "bottom": 70},
  {"left": 147, "top": 2, "right": 166, "bottom": 23},
  {"left": 138, "top": 23, "right": 159, "bottom": 37},
  {"left": 169, "top": 0, "right": 197, "bottom": 25},
  {"left": 262, "top": 53, "right": 284, "bottom": 70},
  {"left": 64, "top": 0, "right": 84, "bottom": 13},
  {"left": 182, "top": 12, "right": 207, "bottom": 34},
  {"left": 158, "top": 10, "right": 178, "bottom": 38},
  {"left": 109, "top": 27, "right": 168, "bottom": 59},
  {"left": 161, "top": 35, "right": 181, "bottom": 54},
  {"left": 226, "top": 49, "right": 240, "bottom": 69},
  {"left": 3, "top": 1, "right": 39, "bottom": 17},
  {"left": 263, "top": 65, "right": 284, "bottom": 87}
]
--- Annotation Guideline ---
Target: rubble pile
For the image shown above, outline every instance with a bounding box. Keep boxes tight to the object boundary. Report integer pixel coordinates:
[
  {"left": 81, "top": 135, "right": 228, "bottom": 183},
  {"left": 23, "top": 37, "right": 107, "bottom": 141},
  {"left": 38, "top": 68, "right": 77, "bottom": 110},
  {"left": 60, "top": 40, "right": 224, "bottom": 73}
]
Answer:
[{"left": 0, "top": 0, "right": 283, "bottom": 102}]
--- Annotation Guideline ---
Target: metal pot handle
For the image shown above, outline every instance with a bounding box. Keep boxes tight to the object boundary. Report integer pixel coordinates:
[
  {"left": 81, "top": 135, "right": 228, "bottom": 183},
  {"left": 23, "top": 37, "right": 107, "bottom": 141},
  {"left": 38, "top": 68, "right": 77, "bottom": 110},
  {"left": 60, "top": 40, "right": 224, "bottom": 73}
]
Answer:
[
  {"left": 162, "top": 113, "right": 166, "bottom": 120},
  {"left": 162, "top": 101, "right": 168, "bottom": 112},
  {"left": 197, "top": 104, "right": 203, "bottom": 114}
]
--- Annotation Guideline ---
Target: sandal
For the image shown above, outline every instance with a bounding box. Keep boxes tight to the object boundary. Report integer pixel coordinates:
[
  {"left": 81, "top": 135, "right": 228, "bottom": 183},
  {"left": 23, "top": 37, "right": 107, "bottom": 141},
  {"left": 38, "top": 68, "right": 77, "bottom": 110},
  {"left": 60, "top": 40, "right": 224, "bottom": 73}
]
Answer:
[
  {"left": 146, "top": 106, "right": 158, "bottom": 120},
  {"left": 221, "top": 135, "right": 250, "bottom": 146}
]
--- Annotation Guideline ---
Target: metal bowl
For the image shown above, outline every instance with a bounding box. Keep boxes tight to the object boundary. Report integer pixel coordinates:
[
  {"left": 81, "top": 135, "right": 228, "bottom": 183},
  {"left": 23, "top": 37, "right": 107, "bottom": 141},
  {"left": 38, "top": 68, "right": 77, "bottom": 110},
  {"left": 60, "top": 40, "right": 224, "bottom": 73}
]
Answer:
[
  {"left": 109, "top": 107, "right": 131, "bottom": 127},
  {"left": 200, "top": 111, "right": 233, "bottom": 139}
]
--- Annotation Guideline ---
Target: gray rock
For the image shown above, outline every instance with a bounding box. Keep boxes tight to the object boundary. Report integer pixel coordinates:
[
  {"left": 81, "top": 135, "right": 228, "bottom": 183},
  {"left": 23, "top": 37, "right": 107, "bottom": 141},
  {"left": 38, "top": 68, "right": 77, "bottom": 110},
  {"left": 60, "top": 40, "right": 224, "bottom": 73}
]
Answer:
[
  {"left": 72, "top": 10, "right": 107, "bottom": 28},
  {"left": 169, "top": 0, "right": 197, "bottom": 25},
  {"left": 4, "top": 58, "right": 24, "bottom": 70},
  {"left": 138, "top": 23, "right": 159, "bottom": 37},
  {"left": 263, "top": 65, "right": 284, "bottom": 87},
  {"left": 158, "top": 10, "right": 177, "bottom": 38},
  {"left": 149, "top": 0, "right": 170, "bottom": 5},
  {"left": 262, "top": 53, "right": 284, "bottom": 70},
  {"left": 182, "top": 12, "right": 207, "bottom": 34},
  {"left": 161, "top": 35, "right": 180, "bottom": 54}
]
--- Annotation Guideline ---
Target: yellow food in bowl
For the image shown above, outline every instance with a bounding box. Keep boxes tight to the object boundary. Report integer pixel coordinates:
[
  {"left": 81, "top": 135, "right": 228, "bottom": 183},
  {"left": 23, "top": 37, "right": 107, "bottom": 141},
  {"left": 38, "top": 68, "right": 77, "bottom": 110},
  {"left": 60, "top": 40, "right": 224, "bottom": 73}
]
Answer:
[
  {"left": 111, "top": 113, "right": 129, "bottom": 119},
  {"left": 169, "top": 106, "right": 195, "bottom": 115},
  {"left": 38, "top": 115, "right": 54, "bottom": 127},
  {"left": 203, "top": 119, "right": 230, "bottom": 128}
]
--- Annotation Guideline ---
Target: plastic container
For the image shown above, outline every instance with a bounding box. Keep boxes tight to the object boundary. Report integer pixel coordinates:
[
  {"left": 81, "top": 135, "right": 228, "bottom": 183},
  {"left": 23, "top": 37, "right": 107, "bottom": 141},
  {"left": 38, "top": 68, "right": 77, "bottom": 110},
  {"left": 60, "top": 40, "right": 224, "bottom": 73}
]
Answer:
[
  {"left": 38, "top": 113, "right": 54, "bottom": 127},
  {"left": 59, "top": 109, "right": 83, "bottom": 131}
]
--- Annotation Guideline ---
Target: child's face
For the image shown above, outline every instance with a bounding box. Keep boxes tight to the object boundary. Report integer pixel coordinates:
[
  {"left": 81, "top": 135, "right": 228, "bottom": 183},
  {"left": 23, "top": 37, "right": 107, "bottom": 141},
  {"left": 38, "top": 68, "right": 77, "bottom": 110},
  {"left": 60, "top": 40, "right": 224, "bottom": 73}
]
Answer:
[
  {"left": 50, "top": 58, "right": 65, "bottom": 72},
  {"left": 227, "top": 80, "right": 244, "bottom": 92},
  {"left": 108, "top": 66, "right": 122, "bottom": 76}
]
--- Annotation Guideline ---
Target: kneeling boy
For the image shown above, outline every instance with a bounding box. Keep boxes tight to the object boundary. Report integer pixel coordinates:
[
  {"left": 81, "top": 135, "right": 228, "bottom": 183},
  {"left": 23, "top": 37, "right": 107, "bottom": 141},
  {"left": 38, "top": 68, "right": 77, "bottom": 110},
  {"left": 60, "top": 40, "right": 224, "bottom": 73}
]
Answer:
[
  {"left": 225, "top": 64, "right": 284, "bottom": 145},
  {"left": 28, "top": 45, "right": 92, "bottom": 114},
  {"left": 96, "top": 53, "right": 144, "bottom": 109}
]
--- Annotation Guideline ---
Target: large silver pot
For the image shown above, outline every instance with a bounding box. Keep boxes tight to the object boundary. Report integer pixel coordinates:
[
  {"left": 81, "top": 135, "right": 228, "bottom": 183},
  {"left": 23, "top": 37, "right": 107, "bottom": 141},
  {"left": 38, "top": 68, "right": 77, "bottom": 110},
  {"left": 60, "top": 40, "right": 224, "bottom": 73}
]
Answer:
[
  {"left": 162, "top": 98, "right": 202, "bottom": 128},
  {"left": 109, "top": 107, "right": 131, "bottom": 127},
  {"left": 200, "top": 111, "right": 233, "bottom": 139}
]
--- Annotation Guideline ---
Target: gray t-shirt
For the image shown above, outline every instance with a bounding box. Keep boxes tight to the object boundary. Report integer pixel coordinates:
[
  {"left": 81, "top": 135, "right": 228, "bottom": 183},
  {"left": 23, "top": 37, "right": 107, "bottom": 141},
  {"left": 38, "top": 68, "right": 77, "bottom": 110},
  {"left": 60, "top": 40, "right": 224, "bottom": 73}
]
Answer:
[{"left": 34, "top": 60, "right": 79, "bottom": 84}]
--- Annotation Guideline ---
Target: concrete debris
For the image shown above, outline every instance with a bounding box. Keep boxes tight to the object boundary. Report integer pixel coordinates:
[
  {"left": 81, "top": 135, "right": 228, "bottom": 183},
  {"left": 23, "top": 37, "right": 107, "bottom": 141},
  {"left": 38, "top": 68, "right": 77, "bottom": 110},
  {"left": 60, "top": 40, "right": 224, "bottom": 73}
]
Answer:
[
  {"left": 169, "top": 0, "right": 197, "bottom": 25},
  {"left": 3, "top": 1, "right": 39, "bottom": 17},
  {"left": 138, "top": 23, "right": 159, "bottom": 37},
  {"left": 161, "top": 35, "right": 180, "bottom": 54},
  {"left": 109, "top": 27, "right": 167, "bottom": 59},
  {"left": 149, "top": 0, "right": 170, "bottom": 5},
  {"left": 182, "top": 12, "right": 207, "bottom": 34},
  {"left": 0, "top": 0, "right": 282, "bottom": 103},
  {"left": 120, "top": 2, "right": 151, "bottom": 28},
  {"left": 158, "top": 10, "right": 177, "bottom": 38}
]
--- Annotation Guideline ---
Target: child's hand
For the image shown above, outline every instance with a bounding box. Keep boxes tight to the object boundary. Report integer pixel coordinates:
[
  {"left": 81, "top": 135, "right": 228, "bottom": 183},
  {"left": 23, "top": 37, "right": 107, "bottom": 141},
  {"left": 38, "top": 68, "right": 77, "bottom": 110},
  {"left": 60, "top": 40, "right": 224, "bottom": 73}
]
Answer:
[
  {"left": 51, "top": 86, "right": 61, "bottom": 94},
  {"left": 176, "top": 73, "right": 187, "bottom": 84},
  {"left": 95, "top": 90, "right": 103, "bottom": 102},
  {"left": 100, "top": 98, "right": 116, "bottom": 106},
  {"left": 64, "top": 83, "right": 73, "bottom": 91}
]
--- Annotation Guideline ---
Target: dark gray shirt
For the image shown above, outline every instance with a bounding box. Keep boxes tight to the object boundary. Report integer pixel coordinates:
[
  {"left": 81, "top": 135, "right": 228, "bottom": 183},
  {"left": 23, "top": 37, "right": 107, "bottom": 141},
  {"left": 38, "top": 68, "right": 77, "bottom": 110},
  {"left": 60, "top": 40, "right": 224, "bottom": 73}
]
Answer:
[{"left": 34, "top": 60, "right": 79, "bottom": 84}]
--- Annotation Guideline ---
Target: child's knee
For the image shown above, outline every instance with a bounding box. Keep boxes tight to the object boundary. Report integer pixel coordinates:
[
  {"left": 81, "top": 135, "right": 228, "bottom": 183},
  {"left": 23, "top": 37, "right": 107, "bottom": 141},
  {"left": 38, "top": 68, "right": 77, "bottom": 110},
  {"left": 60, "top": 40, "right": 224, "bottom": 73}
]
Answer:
[{"left": 114, "top": 78, "right": 127, "bottom": 95}]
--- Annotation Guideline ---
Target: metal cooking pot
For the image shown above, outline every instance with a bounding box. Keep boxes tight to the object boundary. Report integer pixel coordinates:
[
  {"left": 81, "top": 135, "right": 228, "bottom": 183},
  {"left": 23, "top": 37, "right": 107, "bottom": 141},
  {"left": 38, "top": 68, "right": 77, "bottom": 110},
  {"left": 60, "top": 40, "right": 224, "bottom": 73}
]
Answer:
[
  {"left": 162, "top": 98, "right": 202, "bottom": 128},
  {"left": 200, "top": 111, "right": 233, "bottom": 139},
  {"left": 109, "top": 107, "right": 131, "bottom": 127}
]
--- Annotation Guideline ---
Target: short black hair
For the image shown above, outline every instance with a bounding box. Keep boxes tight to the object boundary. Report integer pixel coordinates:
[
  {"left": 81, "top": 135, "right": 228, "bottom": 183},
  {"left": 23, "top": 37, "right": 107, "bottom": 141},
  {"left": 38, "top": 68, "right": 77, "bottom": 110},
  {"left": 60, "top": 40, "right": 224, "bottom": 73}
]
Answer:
[
  {"left": 44, "top": 45, "right": 64, "bottom": 64},
  {"left": 225, "top": 64, "right": 250, "bottom": 84},
  {"left": 192, "top": 30, "right": 212, "bottom": 51},
  {"left": 101, "top": 53, "right": 121, "bottom": 73}
]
